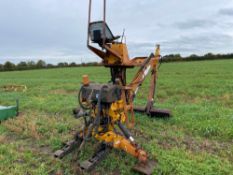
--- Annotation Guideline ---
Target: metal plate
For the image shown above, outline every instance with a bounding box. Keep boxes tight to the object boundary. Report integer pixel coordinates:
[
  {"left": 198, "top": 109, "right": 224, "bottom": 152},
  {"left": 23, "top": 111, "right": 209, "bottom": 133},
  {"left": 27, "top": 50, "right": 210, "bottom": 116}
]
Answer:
[{"left": 132, "top": 160, "right": 157, "bottom": 175}]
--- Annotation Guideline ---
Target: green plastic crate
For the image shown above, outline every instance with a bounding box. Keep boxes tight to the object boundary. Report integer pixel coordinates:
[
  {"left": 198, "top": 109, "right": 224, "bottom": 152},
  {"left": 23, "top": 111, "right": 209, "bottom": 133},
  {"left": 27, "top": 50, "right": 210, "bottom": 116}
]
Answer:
[{"left": 0, "top": 101, "right": 19, "bottom": 121}]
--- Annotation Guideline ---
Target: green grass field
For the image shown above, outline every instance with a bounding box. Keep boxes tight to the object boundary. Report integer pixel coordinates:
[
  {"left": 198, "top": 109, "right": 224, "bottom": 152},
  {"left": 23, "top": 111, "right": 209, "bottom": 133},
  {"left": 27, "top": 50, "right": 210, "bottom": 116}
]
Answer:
[{"left": 0, "top": 59, "right": 233, "bottom": 175}]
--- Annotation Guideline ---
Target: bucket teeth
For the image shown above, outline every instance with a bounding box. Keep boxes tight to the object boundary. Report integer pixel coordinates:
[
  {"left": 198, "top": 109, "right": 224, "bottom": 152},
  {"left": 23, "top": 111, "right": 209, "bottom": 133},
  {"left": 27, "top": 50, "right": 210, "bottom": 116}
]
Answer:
[{"left": 132, "top": 160, "right": 157, "bottom": 175}]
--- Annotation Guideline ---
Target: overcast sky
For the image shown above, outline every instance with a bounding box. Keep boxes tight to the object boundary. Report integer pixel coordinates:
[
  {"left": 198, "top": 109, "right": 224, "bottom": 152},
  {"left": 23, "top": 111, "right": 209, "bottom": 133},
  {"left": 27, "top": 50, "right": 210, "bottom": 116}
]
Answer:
[{"left": 0, "top": 0, "right": 233, "bottom": 63}]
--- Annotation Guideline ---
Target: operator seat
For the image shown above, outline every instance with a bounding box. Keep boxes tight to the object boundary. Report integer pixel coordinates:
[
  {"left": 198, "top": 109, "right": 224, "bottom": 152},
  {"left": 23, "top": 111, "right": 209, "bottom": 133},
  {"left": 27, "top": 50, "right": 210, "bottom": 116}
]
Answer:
[{"left": 89, "top": 21, "right": 120, "bottom": 45}]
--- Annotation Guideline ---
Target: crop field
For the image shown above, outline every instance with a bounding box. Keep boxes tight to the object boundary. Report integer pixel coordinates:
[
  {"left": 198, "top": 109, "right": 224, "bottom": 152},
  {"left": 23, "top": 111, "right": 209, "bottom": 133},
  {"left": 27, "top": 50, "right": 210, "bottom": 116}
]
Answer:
[{"left": 0, "top": 59, "right": 233, "bottom": 175}]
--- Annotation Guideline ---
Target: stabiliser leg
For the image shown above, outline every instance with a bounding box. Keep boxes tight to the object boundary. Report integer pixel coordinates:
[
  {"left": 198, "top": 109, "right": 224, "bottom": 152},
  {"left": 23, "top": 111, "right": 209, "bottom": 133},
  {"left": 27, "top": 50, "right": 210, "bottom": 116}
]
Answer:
[
  {"left": 54, "top": 135, "right": 83, "bottom": 159},
  {"left": 79, "top": 143, "right": 111, "bottom": 172},
  {"left": 54, "top": 133, "right": 110, "bottom": 173}
]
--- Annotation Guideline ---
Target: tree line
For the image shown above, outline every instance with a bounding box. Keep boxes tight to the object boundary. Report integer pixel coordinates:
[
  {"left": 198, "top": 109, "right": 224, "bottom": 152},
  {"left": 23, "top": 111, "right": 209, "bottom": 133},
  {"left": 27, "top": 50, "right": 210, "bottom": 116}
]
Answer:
[
  {"left": 0, "top": 60, "right": 101, "bottom": 72},
  {"left": 0, "top": 53, "right": 232, "bottom": 72},
  {"left": 162, "top": 53, "right": 233, "bottom": 62}
]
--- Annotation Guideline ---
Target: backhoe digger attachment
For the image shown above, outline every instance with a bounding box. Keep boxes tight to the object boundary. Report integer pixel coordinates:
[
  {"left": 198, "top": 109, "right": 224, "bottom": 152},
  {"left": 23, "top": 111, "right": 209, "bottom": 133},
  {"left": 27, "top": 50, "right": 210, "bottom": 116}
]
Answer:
[{"left": 54, "top": 0, "right": 171, "bottom": 174}]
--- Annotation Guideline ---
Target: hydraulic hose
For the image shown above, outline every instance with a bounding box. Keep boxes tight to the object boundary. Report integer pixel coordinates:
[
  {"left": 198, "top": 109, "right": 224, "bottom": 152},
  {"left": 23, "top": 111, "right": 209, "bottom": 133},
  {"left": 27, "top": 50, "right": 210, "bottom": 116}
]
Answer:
[
  {"left": 117, "top": 121, "right": 135, "bottom": 143},
  {"left": 93, "top": 85, "right": 106, "bottom": 134},
  {"left": 78, "top": 85, "right": 91, "bottom": 110}
]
